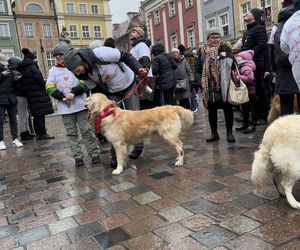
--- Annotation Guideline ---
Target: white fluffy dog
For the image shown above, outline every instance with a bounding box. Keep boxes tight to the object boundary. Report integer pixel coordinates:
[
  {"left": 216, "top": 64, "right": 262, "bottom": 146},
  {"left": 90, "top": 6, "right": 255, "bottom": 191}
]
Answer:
[
  {"left": 86, "top": 93, "right": 194, "bottom": 175},
  {"left": 252, "top": 115, "right": 300, "bottom": 209}
]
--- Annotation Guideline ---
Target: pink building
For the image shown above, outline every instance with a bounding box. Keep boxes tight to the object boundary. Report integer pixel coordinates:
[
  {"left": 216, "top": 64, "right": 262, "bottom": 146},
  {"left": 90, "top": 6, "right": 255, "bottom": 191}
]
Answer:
[{"left": 141, "top": 0, "right": 203, "bottom": 52}]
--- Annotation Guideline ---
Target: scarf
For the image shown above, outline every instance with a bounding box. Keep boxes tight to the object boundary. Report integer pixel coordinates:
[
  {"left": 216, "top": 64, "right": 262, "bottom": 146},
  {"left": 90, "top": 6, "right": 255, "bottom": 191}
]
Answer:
[{"left": 200, "top": 45, "right": 220, "bottom": 108}]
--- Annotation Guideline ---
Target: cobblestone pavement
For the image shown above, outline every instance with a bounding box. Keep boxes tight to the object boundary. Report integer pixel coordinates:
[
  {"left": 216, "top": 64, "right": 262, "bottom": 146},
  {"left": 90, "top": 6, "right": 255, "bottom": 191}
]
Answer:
[{"left": 0, "top": 109, "right": 300, "bottom": 250}]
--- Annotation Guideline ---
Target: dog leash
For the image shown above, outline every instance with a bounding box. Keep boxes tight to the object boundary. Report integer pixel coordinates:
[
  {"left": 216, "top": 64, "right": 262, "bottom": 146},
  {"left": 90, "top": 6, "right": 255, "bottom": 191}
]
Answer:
[{"left": 116, "top": 77, "right": 149, "bottom": 106}]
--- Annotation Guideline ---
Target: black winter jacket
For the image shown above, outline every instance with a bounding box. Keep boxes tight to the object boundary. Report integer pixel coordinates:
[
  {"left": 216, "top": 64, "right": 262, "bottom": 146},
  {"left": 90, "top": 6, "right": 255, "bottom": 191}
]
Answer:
[
  {"left": 0, "top": 69, "right": 17, "bottom": 105},
  {"left": 273, "top": 5, "right": 298, "bottom": 95},
  {"left": 241, "top": 21, "right": 268, "bottom": 68},
  {"left": 19, "top": 58, "right": 53, "bottom": 116},
  {"left": 152, "top": 43, "right": 177, "bottom": 91}
]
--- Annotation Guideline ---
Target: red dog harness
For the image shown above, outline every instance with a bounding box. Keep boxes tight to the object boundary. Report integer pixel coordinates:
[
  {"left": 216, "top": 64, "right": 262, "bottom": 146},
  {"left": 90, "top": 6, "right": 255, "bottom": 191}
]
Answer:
[{"left": 90, "top": 103, "right": 117, "bottom": 134}]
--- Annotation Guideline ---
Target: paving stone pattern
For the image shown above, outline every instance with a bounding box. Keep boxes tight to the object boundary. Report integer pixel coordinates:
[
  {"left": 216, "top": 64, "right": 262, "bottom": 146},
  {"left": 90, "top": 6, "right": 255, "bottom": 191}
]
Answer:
[{"left": 1, "top": 112, "right": 300, "bottom": 249}]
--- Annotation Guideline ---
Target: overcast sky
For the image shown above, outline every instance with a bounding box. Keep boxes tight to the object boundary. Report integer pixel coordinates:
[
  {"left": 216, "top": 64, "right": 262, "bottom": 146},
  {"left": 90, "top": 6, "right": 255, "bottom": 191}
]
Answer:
[{"left": 110, "top": 0, "right": 141, "bottom": 23}]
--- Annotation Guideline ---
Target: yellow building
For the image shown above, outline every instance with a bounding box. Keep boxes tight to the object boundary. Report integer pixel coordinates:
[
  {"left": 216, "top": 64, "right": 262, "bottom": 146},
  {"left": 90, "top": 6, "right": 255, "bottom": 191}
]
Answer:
[
  {"left": 54, "top": 0, "right": 112, "bottom": 48},
  {"left": 233, "top": 0, "right": 282, "bottom": 38}
]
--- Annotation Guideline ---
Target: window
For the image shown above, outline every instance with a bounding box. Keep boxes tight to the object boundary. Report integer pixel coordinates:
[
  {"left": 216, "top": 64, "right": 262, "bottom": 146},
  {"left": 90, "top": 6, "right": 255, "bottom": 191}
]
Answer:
[
  {"left": 154, "top": 9, "right": 160, "bottom": 24},
  {"left": 0, "top": 1, "right": 5, "bottom": 13},
  {"left": 185, "top": 0, "right": 193, "bottom": 8},
  {"left": 0, "top": 23, "right": 9, "bottom": 37},
  {"left": 2, "top": 52, "right": 13, "bottom": 59},
  {"left": 207, "top": 18, "right": 216, "bottom": 28},
  {"left": 46, "top": 51, "right": 55, "bottom": 70},
  {"left": 91, "top": 4, "right": 99, "bottom": 14},
  {"left": 42, "top": 24, "right": 52, "bottom": 38},
  {"left": 170, "top": 32, "right": 177, "bottom": 49},
  {"left": 169, "top": 1, "right": 175, "bottom": 17},
  {"left": 24, "top": 23, "right": 34, "bottom": 38},
  {"left": 219, "top": 13, "right": 229, "bottom": 36},
  {"left": 79, "top": 4, "right": 87, "bottom": 14},
  {"left": 187, "top": 26, "right": 195, "bottom": 47},
  {"left": 261, "top": 0, "right": 272, "bottom": 22},
  {"left": 94, "top": 26, "right": 101, "bottom": 38},
  {"left": 69, "top": 25, "right": 78, "bottom": 38},
  {"left": 66, "top": 3, "right": 75, "bottom": 13},
  {"left": 241, "top": 2, "right": 251, "bottom": 30},
  {"left": 82, "top": 25, "right": 90, "bottom": 38},
  {"left": 26, "top": 3, "right": 43, "bottom": 12}
]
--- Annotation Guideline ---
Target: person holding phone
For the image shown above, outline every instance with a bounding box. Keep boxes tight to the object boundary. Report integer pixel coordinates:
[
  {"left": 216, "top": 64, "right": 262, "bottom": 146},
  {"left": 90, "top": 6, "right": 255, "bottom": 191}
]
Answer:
[{"left": 0, "top": 53, "right": 23, "bottom": 150}]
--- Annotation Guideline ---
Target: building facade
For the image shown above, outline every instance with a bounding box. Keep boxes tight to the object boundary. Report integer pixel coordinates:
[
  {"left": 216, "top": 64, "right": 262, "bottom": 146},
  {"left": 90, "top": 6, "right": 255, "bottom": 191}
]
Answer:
[
  {"left": 54, "top": 0, "right": 112, "bottom": 48},
  {"left": 113, "top": 12, "right": 145, "bottom": 51},
  {"left": 12, "top": 0, "right": 59, "bottom": 77},
  {"left": 141, "top": 0, "right": 203, "bottom": 52},
  {"left": 200, "top": 0, "right": 235, "bottom": 42},
  {"left": 0, "top": 0, "right": 20, "bottom": 58},
  {"left": 233, "top": 0, "right": 282, "bottom": 38}
]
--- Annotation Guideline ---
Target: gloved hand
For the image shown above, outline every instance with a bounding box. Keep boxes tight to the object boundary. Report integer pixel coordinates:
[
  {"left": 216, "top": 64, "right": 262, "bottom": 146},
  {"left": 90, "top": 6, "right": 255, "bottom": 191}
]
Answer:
[{"left": 138, "top": 68, "right": 149, "bottom": 79}]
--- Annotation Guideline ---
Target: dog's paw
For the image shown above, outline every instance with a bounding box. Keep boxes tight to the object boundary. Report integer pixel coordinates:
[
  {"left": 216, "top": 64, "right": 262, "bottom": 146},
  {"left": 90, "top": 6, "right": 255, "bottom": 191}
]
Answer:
[
  {"left": 175, "top": 160, "right": 183, "bottom": 166},
  {"left": 288, "top": 200, "right": 300, "bottom": 209},
  {"left": 112, "top": 168, "right": 123, "bottom": 175}
]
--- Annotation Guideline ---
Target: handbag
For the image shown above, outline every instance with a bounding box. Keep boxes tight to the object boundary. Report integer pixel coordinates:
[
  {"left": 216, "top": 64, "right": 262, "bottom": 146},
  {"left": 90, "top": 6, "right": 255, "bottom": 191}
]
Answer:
[
  {"left": 175, "top": 78, "right": 188, "bottom": 91},
  {"left": 228, "top": 64, "right": 249, "bottom": 105}
]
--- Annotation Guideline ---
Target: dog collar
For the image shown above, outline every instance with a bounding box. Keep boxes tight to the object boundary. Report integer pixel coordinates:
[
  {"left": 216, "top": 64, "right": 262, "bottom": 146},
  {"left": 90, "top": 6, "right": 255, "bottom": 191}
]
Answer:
[{"left": 94, "top": 103, "right": 117, "bottom": 134}]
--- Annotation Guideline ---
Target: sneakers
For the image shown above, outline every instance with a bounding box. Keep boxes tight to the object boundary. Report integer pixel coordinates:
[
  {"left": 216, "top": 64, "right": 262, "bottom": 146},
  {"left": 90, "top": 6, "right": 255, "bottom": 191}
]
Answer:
[
  {"left": 0, "top": 141, "right": 6, "bottom": 150},
  {"left": 37, "top": 134, "right": 55, "bottom": 140},
  {"left": 13, "top": 139, "right": 24, "bottom": 148}
]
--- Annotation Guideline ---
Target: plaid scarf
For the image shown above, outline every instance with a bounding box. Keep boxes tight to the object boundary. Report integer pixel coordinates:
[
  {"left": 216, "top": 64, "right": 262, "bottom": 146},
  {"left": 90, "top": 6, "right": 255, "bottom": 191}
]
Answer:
[{"left": 200, "top": 46, "right": 220, "bottom": 108}]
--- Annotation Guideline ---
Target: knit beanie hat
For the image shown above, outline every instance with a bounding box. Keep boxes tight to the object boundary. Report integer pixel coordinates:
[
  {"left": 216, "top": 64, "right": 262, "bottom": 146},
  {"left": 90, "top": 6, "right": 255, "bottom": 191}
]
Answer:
[
  {"left": 295, "top": 0, "right": 300, "bottom": 10},
  {"left": 131, "top": 27, "right": 145, "bottom": 37},
  {"left": 206, "top": 27, "right": 221, "bottom": 39},
  {"left": 250, "top": 8, "right": 265, "bottom": 20},
  {"left": 64, "top": 48, "right": 83, "bottom": 71},
  {"left": 53, "top": 42, "right": 69, "bottom": 56},
  {"left": 22, "top": 48, "right": 36, "bottom": 60}
]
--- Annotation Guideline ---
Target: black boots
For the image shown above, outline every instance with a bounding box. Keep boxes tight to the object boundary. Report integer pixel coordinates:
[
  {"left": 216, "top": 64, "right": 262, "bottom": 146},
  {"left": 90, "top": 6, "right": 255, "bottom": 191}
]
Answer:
[
  {"left": 227, "top": 131, "right": 236, "bottom": 143},
  {"left": 36, "top": 134, "right": 55, "bottom": 140},
  {"left": 206, "top": 130, "right": 220, "bottom": 142},
  {"left": 129, "top": 143, "right": 144, "bottom": 159},
  {"left": 20, "top": 131, "right": 35, "bottom": 141},
  {"left": 206, "top": 130, "right": 236, "bottom": 143}
]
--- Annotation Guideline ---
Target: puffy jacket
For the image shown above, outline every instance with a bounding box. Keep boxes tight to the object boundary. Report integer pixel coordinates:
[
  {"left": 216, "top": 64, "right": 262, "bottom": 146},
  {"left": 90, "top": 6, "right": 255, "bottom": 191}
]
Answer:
[
  {"left": 235, "top": 50, "right": 256, "bottom": 95},
  {"left": 241, "top": 21, "right": 268, "bottom": 68},
  {"left": 0, "top": 69, "right": 17, "bottom": 105},
  {"left": 151, "top": 43, "right": 177, "bottom": 91},
  {"left": 19, "top": 58, "right": 53, "bottom": 116}
]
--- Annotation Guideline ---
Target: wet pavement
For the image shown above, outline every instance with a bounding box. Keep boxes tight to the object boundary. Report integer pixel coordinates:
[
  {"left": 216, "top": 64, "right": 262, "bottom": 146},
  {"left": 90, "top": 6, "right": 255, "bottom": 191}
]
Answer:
[{"left": 0, "top": 108, "right": 300, "bottom": 250}]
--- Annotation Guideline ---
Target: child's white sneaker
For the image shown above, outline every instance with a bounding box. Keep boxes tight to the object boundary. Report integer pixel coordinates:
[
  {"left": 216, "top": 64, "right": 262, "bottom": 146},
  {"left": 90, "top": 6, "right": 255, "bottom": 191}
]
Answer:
[
  {"left": 0, "top": 141, "right": 6, "bottom": 150},
  {"left": 13, "top": 139, "right": 23, "bottom": 148}
]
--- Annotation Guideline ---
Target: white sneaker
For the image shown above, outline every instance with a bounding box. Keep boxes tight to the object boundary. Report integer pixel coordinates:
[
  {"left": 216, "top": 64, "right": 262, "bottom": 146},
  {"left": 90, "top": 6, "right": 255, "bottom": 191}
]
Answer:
[
  {"left": 13, "top": 139, "right": 23, "bottom": 148},
  {"left": 0, "top": 141, "right": 6, "bottom": 150}
]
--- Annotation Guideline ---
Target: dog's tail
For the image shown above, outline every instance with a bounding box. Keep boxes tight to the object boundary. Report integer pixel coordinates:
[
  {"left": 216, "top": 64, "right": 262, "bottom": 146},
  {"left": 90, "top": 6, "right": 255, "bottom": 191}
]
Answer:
[{"left": 175, "top": 107, "right": 194, "bottom": 129}]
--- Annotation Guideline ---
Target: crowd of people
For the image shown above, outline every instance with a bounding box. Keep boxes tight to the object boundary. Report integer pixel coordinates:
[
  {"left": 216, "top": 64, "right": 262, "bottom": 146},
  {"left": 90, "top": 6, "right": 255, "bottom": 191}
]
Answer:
[{"left": 1, "top": 0, "right": 300, "bottom": 167}]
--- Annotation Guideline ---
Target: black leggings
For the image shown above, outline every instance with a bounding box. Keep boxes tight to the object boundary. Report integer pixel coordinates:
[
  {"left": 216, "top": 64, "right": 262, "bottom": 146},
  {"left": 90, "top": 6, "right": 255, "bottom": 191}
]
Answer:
[
  {"left": 207, "top": 101, "right": 234, "bottom": 132},
  {"left": 241, "top": 94, "right": 256, "bottom": 127}
]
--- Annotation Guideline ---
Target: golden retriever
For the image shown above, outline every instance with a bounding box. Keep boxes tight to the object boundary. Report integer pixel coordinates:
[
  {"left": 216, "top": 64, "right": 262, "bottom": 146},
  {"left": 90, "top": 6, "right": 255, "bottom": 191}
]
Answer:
[
  {"left": 86, "top": 93, "right": 194, "bottom": 175},
  {"left": 267, "top": 95, "right": 299, "bottom": 124},
  {"left": 252, "top": 115, "right": 300, "bottom": 209}
]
